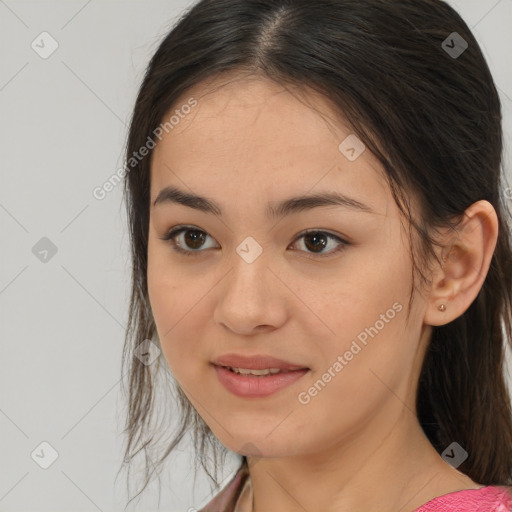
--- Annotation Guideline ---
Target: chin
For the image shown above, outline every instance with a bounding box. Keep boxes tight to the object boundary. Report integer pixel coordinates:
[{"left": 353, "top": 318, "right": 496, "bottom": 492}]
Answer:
[{"left": 217, "top": 431, "right": 304, "bottom": 459}]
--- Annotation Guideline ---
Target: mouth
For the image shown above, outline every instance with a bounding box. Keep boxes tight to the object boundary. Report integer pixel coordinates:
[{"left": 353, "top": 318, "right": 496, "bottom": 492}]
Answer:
[
  {"left": 211, "top": 362, "right": 310, "bottom": 398},
  {"left": 217, "top": 365, "right": 304, "bottom": 376},
  {"left": 211, "top": 353, "right": 309, "bottom": 372}
]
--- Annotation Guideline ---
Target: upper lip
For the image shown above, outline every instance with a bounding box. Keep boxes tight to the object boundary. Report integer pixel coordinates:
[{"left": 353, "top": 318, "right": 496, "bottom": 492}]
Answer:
[{"left": 212, "top": 353, "right": 309, "bottom": 371}]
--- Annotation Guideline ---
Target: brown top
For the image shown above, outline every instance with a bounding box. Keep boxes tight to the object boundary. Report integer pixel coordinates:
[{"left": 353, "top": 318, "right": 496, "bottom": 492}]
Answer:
[{"left": 199, "top": 462, "right": 250, "bottom": 512}]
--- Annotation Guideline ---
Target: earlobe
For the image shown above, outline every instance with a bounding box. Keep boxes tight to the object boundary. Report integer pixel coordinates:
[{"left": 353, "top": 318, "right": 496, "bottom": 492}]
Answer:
[
  {"left": 424, "top": 250, "right": 459, "bottom": 326},
  {"left": 423, "top": 200, "right": 499, "bottom": 327}
]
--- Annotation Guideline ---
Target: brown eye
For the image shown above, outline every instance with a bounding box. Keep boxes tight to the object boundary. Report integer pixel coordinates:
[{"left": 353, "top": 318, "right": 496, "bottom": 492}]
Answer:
[
  {"left": 160, "top": 226, "right": 219, "bottom": 256},
  {"left": 290, "top": 230, "right": 349, "bottom": 259},
  {"left": 303, "top": 232, "right": 328, "bottom": 253},
  {"left": 161, "top": 226, "right": 349, "bottom": 259},
  {"left": 183, "top": 229, "right": 206, "bottom": 249}
]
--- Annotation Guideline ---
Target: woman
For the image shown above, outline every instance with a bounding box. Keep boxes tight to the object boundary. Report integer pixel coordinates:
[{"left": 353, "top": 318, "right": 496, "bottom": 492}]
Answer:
[{"left": 120, "top": 1, "right": 512, "bottom": 510}]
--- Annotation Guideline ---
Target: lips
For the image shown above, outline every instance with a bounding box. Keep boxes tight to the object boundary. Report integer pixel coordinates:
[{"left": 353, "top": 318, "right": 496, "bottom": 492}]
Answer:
[
  {"left": 213, "top": 364, "right": 310, "bottom": 398},
  {"left": 211, "top": 354, "right": 310, "bottom": 397},
  {"left": 211, "top": 353, "right": 309, "bottom": 372}
]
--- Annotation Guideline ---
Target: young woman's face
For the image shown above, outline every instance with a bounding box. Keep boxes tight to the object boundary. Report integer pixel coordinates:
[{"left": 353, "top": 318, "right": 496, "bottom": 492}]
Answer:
[{"left": 147, "top": 75, "right": 431, "bottom": 458}]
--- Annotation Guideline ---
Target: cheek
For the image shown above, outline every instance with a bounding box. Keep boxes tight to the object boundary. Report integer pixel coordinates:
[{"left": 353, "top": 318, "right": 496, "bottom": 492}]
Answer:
[
  {"left": 311, "top": 245, "right": 414, "bottom": 384},
  {"left": 147, "top": 240, "right": 201, "bottom": 373},
  {"left": 148, "top": 279, "right": 199, "bottom": 365},
  {"left": 147, "top": 231, "right": 189, "bottom": 327},
  {"left": 292, "top": 304, "right": 412, "bottom": 449},
  {"left": 310, "top": 253, "right": 408, "bottom": 341}
]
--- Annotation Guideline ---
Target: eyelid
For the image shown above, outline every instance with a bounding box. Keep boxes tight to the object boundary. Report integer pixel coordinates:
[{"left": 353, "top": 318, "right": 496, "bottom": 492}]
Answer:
[
  {"left": 159, "top": 224, "right": 350, "bottom": 258},
  {"left": 290, "top": 229, "right": 349, "bottom": 259},
  {"left": 159, "top": 224, "right": 220, "bottom": 255}
]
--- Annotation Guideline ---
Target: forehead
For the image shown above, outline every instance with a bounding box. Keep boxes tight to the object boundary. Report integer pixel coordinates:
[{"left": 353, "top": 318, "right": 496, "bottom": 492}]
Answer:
[{"left": 150, "top": 74, "right": 390, "bottom": 216}]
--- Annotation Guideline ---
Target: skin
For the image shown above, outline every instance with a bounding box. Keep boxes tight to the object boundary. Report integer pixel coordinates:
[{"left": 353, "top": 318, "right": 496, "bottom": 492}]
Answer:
[{"left": 146, "top": 73, "right": 499, "bottom": 512}]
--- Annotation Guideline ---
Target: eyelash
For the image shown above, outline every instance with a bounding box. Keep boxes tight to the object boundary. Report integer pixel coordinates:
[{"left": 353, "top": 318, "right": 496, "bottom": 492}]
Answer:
[{"left": 159, "top": 225, "right": 349, "bottom": 259}]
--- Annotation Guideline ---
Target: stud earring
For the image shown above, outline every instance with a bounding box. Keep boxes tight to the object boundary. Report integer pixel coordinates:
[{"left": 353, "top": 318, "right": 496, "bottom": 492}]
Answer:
[{"left": 438, "top": 304, "right": 446, "bottom": 311}]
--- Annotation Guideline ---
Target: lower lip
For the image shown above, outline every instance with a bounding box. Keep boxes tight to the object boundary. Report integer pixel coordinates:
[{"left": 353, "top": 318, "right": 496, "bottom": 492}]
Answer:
[{"left": 212, "top": 364, "right": 309, "bottom": 398}]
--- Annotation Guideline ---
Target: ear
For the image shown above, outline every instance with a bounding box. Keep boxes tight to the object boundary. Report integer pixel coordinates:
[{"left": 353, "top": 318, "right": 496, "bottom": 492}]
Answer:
[{"left": 423, "top": 200, "right": 499, "bottom": 327}]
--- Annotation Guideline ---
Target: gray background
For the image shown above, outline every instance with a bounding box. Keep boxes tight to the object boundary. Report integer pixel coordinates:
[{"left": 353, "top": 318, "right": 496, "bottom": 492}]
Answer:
[{"left": 1, "top": 1, "right": 511, "bottom": 511}]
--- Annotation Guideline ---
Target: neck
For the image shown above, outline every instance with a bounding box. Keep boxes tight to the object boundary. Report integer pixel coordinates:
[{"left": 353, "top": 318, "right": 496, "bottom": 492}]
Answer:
[{"left": 240, "top": 404, "right": 478, "bottom": 512}]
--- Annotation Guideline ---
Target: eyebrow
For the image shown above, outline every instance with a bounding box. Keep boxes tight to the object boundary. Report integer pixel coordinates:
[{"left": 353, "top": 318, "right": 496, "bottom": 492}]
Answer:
[{"left": 152, "top": 185, "right": 376, "bottom": 218}]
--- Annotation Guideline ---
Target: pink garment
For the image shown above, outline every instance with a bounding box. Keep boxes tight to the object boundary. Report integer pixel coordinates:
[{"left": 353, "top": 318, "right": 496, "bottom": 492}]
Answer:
[
  {"left": 199, "top": 466, "right": 512, "bottom": 512},
  {"left": 413, "top": 485, "right": 512, "bottom": 511}
]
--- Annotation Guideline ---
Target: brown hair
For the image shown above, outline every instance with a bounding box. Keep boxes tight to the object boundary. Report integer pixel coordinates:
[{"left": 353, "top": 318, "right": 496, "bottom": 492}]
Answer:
[{"left": 120, "top": 0, "right": 512, "bottom": 506}]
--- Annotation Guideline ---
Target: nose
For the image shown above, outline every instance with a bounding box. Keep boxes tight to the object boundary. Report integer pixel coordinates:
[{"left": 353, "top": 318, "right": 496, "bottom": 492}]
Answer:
[{"left": 213, "top": 249, "right": 288, "bottom": 336}]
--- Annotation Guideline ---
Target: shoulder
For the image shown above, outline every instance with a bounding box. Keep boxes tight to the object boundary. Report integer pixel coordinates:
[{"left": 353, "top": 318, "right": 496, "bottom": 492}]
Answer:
[{"left": 414, "top": 485, "right": 512, "bottom": 512}]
